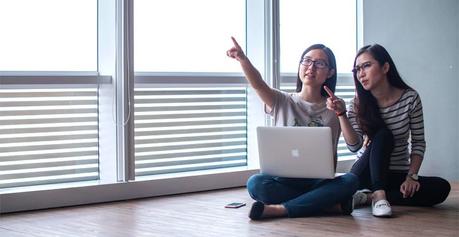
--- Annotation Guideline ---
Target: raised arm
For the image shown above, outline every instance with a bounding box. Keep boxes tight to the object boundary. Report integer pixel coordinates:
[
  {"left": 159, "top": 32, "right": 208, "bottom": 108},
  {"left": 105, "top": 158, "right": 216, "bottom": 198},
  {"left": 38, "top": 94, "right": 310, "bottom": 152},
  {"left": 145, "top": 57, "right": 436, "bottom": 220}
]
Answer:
[{"left": 227, "top": 37, "right": 276, "bottom": 110}]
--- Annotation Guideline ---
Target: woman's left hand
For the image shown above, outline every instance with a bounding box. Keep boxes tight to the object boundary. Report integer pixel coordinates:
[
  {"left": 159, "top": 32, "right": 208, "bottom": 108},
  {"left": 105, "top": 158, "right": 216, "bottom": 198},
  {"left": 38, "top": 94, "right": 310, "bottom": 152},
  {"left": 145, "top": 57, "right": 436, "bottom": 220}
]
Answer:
[
  {"left": 324, "top": 86, "right": 346, "bottom": 115},
  {"left": 400, "top": 178, "right": 420, "bottom": 198}
]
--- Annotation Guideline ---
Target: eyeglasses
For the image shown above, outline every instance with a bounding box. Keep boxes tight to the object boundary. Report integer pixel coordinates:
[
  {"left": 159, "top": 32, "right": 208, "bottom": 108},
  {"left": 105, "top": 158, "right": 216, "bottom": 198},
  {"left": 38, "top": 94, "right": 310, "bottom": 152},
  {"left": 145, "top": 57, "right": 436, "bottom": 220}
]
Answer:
[
  {"left": 300, "top": 58, "right": 329, "bottom": 69},
  {"left": 352, "top": 61, "right": 373, "bottom": 74}
]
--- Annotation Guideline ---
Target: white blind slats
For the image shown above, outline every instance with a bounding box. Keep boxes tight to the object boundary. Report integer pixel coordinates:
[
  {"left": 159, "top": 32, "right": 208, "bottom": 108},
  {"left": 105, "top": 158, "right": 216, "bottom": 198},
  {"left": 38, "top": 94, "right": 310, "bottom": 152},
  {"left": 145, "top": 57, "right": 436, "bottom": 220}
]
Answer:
[
  {"left": 136, "top": 154, "right": 246, "bottom": 170},
  {"left": 135, "top": 109, "right": 245, "bottom": 117},
  {"left": 135, "top": 145, "right": 246, "bottom": 159},
  {"left": 0, "top": 130, "right": 97, "bottom": 139},
  {"left": 136, "top": 98, "right": 244, "bottom": 106},
  {"left": 135, "top": 123, "right": 246, "bottom": 133},
  {"left": 136, "top": 130, "right": 246, "bottom": 140},
  {"left": 136, "top": 160, "right": 247, "bottom": 176},
  {"left": 0, "top": 141, "right": 98, "bottom": 154},
  {"left": 0, "top": 107, "right": 97, "bottom": 115},
  {"left": 135, "top": 121, "right": 246, "bottom": 131},
  {"left": 136, "top": 133, "right": 245, "bottom": 145},
  {"left": 135, "top": 105, "right": 245, "bottom": 113},
  {"left": 136, "top": 116, "right": 246, "bottom": 125},
  {"left": 136, "top": 152, "right": 246, "bottom": 165},
  {"left": 136, "top": 136, "right": 246, "bottom": 147},
  {"left": 135, "top": 94, "right": 245, "bottom": 100},
  {"left": 0, "top": 155, "right": 98, "bottom": 167},
  {"left": 0, "top": 173, "right": 99, "bottom": 187},
  {"left": 0, "top": 164, "right": 98, "bottom": 178},
  {"left": 0, "top": 116, "right": 98, "bottom": 126},
  {"left": 0, "top": 100, "right": 97, "bottom": 107},
  {"left": 0, "top": 150, "right": 98, "bottom": 163},
  {"left": 0, "top": 133, "right": 98, "bottom": 144},
  {"left": 135, "top": 101, "right": 245, "bottom": 108},
  {"left": 134, "top": 86, "right": 247, "bottom": 177},
  {"left": 0, "top": 88, "right": 100, "bottom": 189},
  {"left": 0, "top": 125, "right": 98, "bottom": 135}
]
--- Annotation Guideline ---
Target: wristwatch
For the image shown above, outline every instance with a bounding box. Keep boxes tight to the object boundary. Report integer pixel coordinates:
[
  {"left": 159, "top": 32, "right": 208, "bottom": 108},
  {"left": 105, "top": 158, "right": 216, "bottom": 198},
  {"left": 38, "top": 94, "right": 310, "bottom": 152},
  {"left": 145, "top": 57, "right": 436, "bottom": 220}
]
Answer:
[{"left": 407, "top": 173, "right": 419, "bottom": 181}]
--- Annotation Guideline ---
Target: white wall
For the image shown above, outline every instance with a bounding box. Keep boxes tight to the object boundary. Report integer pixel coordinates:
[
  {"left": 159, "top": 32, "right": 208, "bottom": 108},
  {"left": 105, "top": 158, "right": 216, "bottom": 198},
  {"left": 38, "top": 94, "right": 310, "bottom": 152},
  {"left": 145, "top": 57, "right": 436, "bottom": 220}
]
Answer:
[{"left": 363, "top": 0, "right": 459, "bottom": 180}]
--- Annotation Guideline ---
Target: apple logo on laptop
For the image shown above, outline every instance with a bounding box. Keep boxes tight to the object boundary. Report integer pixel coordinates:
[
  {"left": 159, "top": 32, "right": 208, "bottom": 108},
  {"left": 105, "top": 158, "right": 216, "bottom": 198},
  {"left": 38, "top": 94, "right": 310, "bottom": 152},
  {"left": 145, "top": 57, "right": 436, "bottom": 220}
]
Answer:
[{"left": 291, "top": 149, "right": 300, "bottom": 158}]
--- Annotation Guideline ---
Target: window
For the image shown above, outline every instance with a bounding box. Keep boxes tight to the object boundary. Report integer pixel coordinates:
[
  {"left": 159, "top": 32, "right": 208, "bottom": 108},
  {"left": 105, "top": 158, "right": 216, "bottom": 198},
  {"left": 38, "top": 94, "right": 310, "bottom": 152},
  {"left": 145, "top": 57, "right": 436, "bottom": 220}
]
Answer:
[
  {"left": 278, "top": 0, "right": 357, "bottom": 160},
  {"left": 133, "top": 0, "right": 248, "bottom": 178},
  {"left": 279, "top": 0, "right": 357, "bottom": 74},
  {"left": 0, "top": 0, "right": 100, "bottom": 190},
  {"left": 1, "top": 0, "right": 358, "bottom": 213},
  {"left": 0, "top": 0, "right": 97, "bottom": 71},
  {"left": 134, "top": 0, "right": 245, "bottom": 73}
]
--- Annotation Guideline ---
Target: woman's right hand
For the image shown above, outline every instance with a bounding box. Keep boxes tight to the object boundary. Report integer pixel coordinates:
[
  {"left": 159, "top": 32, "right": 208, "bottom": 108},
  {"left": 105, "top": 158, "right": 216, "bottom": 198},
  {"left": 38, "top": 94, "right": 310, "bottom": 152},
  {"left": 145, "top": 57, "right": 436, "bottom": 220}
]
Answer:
[{"left": 226, "top": 37, "right": 247, "bottom": 62}]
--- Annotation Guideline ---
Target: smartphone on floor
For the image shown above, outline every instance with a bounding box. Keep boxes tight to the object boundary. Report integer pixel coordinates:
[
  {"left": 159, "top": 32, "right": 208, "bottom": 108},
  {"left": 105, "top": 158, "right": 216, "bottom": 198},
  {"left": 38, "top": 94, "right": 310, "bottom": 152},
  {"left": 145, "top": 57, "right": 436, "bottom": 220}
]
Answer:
[{"left": 225, "top": 202, "right": 246, "bottom": 208}]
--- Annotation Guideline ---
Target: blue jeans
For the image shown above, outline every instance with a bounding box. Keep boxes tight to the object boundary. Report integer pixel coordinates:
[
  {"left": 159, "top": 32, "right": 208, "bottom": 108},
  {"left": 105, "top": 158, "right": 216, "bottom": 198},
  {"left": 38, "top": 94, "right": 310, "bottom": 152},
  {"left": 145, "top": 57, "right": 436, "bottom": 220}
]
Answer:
[{"left": 246, "top": 173, "right": 359, "bottom": 217}]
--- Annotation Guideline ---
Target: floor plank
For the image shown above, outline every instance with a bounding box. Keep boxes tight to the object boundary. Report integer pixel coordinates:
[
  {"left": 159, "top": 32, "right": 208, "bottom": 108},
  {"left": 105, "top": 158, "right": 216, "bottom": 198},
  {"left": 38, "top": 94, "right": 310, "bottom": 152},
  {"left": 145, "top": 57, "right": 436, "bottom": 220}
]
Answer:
[{"left": 1, "top": 183, "right": 458, "bottom": 237}]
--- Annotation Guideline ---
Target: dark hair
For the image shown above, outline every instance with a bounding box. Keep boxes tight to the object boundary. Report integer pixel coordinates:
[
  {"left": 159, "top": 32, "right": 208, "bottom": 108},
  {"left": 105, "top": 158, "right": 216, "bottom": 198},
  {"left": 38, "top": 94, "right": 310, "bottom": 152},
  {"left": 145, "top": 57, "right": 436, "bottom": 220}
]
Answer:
[
  {"left": 295, "top": 44, "right": 337, "bottom": 97},
  {"left": 352, "top": 44, "right": 411, "bottom": 138}
]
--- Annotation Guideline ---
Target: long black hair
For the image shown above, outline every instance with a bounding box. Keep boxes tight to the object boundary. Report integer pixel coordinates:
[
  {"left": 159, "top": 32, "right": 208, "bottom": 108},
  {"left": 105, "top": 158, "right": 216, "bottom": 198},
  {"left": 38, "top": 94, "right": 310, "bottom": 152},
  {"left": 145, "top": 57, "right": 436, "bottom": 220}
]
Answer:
[
  {"left": 295, "top": 44, "right": 337, "bottom": 97},
  {"left": 353, "top": 44, "right": 411, "bottom": 138}
]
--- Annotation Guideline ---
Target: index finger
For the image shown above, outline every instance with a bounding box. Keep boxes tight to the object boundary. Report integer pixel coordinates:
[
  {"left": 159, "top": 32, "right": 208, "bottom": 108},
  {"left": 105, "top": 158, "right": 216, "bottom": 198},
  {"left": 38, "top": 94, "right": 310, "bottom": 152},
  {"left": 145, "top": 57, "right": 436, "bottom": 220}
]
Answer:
[
  {"left": 231, "top": 36, "right": 242, "bottom": 50},
  {"left": 323, "top": 86, "right": 336, "bottom": 99},
  {"left": 400, "top": 183, "right": 406, "bottom": 195}
]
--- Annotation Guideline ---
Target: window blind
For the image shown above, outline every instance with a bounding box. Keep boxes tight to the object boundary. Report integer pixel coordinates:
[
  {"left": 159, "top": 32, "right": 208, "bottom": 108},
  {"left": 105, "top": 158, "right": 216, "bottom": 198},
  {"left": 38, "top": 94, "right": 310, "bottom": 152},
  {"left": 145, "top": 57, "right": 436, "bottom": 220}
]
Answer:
[
  {"left": 0, "top": 88, "right": 100, "bottom": 189},
  {"left": 134, "top": 86, "right": 248, "bottom": 177}
]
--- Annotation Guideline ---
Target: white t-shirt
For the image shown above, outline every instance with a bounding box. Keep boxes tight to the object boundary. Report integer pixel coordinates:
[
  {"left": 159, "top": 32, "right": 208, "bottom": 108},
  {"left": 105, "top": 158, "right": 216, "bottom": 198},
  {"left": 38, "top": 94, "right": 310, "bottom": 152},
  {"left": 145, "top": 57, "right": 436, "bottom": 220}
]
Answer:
[{"left": 266, "top": 89, "right": 341, "bottom": 159}]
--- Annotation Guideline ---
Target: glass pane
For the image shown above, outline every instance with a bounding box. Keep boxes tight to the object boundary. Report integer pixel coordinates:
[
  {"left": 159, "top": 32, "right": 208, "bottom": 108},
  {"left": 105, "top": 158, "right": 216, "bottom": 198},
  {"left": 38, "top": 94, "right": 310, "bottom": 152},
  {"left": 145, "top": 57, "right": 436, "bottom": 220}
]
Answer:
[
  {"left": 134, "top": 85, "right": 248, "bottom": 178},
  {"left": 0, "top": 87, "right": 100, "bottom": 189},
  {"left": 134, "top": 0, "right": 246, "bottom": 73},
  {"left": 280, "top": 0, "right": 356, "bottom": 74},
  {"left": 0, "top": 0, "right": 97, "bottom": 71}
]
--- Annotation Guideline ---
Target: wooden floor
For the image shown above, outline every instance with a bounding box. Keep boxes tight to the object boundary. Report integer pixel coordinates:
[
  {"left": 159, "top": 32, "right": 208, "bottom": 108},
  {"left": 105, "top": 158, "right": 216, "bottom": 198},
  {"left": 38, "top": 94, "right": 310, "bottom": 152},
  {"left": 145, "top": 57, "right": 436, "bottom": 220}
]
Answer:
[{"left": 1, "top": 183, "right": 458, "bottom": 237}]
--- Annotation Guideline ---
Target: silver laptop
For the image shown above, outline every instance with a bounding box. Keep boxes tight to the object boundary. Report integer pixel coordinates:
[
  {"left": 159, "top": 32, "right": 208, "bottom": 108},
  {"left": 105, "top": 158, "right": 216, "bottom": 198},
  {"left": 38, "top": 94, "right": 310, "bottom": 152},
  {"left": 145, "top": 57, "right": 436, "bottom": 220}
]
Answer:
[{"left": 256, "top": 126, "right": 335, "bottom": 179}]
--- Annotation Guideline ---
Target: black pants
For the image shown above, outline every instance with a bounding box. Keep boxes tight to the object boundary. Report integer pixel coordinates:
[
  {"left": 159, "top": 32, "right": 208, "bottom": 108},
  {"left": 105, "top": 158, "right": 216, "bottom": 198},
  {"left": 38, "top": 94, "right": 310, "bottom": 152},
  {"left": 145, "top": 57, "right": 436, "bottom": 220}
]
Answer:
[{"left": 350, "top": 128, "right": 451, "bottom": 206}]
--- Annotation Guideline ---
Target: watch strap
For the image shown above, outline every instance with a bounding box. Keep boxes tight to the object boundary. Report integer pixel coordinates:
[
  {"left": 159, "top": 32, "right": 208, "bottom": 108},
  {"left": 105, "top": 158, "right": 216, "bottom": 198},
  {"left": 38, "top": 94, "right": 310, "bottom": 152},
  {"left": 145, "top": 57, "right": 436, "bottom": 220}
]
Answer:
[{"left": 407, "top": 173, "right": 419, "bottom": 181}]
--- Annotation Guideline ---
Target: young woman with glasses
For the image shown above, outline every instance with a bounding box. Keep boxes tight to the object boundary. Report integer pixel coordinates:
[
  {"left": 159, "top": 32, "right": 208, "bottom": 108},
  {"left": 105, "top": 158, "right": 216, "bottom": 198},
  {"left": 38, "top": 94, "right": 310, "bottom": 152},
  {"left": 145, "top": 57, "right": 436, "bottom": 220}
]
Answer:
[
  {"left": 326, "top": 44, "right": 450, "bottom": 217},
  {"left": 227, "top": 37, "right": 359, "bottom": 220}
]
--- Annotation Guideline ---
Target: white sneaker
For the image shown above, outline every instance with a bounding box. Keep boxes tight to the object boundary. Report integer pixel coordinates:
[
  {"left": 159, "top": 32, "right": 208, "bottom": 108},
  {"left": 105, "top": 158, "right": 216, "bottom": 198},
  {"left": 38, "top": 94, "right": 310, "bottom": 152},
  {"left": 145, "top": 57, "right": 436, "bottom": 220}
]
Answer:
[
  {"left": 352, "top": 190, "right": 370, "bottom": 207},
  {"left": 372, "top": 199, "right": 392, "bottom": 217}
]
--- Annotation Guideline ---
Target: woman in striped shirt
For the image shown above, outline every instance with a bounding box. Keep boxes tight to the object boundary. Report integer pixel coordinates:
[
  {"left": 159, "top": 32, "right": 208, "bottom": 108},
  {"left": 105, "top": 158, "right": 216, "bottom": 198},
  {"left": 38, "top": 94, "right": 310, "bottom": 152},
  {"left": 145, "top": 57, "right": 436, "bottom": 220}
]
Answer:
[{"left": 326, "top": 44, "right": 450, "bottom": 217}]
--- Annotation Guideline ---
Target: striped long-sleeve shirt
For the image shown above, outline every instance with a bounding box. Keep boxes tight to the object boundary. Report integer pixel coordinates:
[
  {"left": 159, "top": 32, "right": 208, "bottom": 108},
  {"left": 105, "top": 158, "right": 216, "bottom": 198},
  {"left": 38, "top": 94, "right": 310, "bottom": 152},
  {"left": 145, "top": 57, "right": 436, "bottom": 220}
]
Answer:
[{"left": 347, "top": 89, "right": 426, "bottom": 172}]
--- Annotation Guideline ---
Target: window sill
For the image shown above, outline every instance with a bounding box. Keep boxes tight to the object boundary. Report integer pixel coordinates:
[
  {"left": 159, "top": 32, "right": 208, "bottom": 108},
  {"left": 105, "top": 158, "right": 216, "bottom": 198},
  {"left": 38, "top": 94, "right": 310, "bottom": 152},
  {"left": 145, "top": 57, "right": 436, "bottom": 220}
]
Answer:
[
  {"left": 0, "top": 157, "right": 355, "bottom": 214},
  {"left": 0, "top": 168, "right": 258, "bottom": 214}
]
